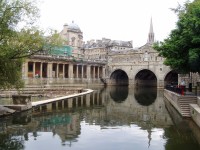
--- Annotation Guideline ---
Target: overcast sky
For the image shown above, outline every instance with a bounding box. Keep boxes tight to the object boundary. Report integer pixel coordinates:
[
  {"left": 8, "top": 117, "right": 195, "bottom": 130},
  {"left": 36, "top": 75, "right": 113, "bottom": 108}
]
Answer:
[{"left": 38, "top": 0, "right": 188, "bottom": 47}]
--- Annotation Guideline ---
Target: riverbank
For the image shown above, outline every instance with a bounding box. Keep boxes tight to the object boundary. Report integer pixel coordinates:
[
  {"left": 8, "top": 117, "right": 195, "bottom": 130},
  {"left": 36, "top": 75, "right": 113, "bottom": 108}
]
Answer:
[{"left": 164, "top": 89, "right": 200, "bottom": 128}]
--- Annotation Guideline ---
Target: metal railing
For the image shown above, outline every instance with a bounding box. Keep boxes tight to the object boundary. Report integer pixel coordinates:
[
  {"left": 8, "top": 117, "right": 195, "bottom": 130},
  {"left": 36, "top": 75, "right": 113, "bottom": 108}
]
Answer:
[
  {"left": 165, "top": 84, "right": 198, "bottom": 96},
  {"left": 166, "top": 85, "right": 183, "bottom": 95}
]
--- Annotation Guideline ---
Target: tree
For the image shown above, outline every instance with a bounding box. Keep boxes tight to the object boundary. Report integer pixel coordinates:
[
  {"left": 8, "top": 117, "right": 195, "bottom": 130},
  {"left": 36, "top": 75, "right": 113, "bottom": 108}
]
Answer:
[
  {"left": 0, "top": 0, "right": 63, "bottom": 89},
  {"left": 154, "top": 0, "right": 200, "bottom": 73}
]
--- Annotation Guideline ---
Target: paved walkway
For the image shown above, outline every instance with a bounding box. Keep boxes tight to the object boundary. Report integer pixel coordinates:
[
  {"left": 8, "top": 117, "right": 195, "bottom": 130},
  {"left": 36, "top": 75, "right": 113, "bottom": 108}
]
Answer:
[
  {"left": 0, "top": 105, "right": 16, "bottom": 116},
  {"left": 0, "top": 89, "right": 93, "bottom": 117},
  {"left": 32, "top": 89, "right": 93, "bottom": 107}
]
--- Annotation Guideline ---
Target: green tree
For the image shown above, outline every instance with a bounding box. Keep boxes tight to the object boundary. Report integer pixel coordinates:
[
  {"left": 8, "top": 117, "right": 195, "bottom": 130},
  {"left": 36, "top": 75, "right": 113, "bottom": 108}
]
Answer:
[
  {"left": 0, "top": 0, "right": 63, "bottom": 89},
  {"left": 154, "top": 0, "right": 200, "bottom": 73}
]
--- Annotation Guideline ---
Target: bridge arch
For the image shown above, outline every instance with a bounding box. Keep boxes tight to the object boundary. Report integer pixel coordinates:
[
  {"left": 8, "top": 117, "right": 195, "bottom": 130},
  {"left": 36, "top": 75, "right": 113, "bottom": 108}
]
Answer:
[
  {"left": 135, "top": 69, "right": 157, "bottom": 87},
  {"left": 164, "top": 70, "right": 178, "bottom": 87},
  {"left": 110, "top": 69, "right": 129, "bottom": 85}
]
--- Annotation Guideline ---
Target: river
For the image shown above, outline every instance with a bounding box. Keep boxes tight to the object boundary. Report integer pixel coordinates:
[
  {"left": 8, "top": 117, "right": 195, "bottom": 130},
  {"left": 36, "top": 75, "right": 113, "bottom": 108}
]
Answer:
[{"left": 0, "top": 86, "right": 199, "bottom": 150}]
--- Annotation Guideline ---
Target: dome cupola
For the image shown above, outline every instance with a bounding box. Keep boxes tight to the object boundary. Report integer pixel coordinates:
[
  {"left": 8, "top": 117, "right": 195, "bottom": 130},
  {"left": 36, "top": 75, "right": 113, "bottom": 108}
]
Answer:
[{"left": 68, "top": 21, "right": 81, "bottom": 32}]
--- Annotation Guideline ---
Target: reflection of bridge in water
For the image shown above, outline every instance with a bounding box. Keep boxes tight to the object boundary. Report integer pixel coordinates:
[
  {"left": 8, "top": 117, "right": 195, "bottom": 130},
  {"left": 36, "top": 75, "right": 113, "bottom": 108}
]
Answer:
[
  {"left": 1, "top": 86, "right": 200, "bottom": 149},
  {"left": 2, "top": 87, "right": 173, "bottom": 139}
]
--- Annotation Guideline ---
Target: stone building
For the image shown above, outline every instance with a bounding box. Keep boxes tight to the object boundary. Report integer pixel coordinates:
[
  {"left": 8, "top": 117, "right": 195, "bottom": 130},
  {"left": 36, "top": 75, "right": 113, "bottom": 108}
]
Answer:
[
  {"left": 83, "top": 38, "right": 132, "bottom": 62},
  {"left": 105, "top": 18, "right": 176, "bottom": 87},
  {"left": 21, "top": 19, "right": 200, "bottom": 88},
  {"left": 60, "top": 21, "right": 84, "bottom": 58}
]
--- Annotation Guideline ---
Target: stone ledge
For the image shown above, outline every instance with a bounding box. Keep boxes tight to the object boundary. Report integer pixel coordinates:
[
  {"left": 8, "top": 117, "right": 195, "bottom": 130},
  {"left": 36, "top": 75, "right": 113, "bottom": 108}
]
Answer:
[
  {"left": 190, "top": 104, "right": 200, "bottom": 113},
  {"left": 0, "top": 106, "right": 16, "bottom": 116},
  {"left": 190, "top": 104, "right": 200, "bottom": 128},
  {"left": 198, "top": 97, "right": 200, "bottom": 107},
  {"left": 32, "top": 89, "right": 93, "bottom": 107},
  {"left": 4, "top": 104, "right": 32, "bottom": 111}
]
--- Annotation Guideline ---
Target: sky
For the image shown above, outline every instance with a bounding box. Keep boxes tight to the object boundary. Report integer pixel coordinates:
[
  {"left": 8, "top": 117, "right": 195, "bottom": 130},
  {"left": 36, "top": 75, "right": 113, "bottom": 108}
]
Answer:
[{"left": 37, "top": 0, "right": 187, "bottom": 48}]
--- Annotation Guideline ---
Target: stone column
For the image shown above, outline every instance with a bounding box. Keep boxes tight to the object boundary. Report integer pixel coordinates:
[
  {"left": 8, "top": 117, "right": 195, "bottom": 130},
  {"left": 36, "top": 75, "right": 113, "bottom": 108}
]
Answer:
[
  {"left": 47, "top": 63, "right": 53, "bottom": 78},
  {"left": 69, "top": 64, "right": 73, "bottom": 78},
  {"left": 102, "top": 67, "right": 105, "bottom": 78},
  {"left": 57, "top": 63, "right": 59, "bottom": 78},
  {"left": 68, "top": 98, "right": 73, "bottom": 108},
  {"left": 33, "top": 62, "right": 35, "bottom": 78},
  {"left": 22, "top": 61, "right": 28, "bottom": 79},
  {"left": 40, "top": 62, "right": 43, "bottom": 78},
  {"left": 25, "top": 61, "right": 28, "bottom": 78},
  {"left": 87, "top": 65, "right": 91, "bottom": 79}
]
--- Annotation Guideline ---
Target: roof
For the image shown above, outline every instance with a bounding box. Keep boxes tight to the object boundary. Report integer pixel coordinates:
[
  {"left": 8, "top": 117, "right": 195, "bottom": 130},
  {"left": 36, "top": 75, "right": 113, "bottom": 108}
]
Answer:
[
  {"left": 68, "top": 21, "right": 81, "bottom": 32},
  {"left": 83, "top": 38, "right": 132, "bottom": 49}
]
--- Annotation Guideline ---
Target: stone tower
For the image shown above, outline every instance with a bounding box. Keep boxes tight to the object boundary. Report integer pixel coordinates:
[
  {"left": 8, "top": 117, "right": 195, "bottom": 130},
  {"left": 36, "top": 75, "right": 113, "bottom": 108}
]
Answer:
[
  {"left": 60, "top": 21, "right": 83, "bottom": 49},
  {"left": 147, "top": 18, "right": 155, "bottom": 44}
]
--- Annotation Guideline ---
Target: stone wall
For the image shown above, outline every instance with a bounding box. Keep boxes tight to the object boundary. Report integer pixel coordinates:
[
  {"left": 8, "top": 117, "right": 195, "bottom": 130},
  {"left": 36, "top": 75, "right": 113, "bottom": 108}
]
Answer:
[{"left": 190, "top": 102, "right": 200, "bottom": 129}]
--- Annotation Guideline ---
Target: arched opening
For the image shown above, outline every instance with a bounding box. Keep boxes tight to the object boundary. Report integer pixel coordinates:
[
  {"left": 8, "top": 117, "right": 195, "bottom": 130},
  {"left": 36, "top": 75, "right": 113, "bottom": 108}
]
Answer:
[
  {"left": 135, "top": 69, "right": 157, "bottom": 87},
  {"left": 164, "top": 70, "right": 178, "bottom": 87},
  {"left": 109, "top": 86, "right": 129, "bottom": 103},
  {"left": 110, "top": 69, "right": 129, "bottom": 86}
]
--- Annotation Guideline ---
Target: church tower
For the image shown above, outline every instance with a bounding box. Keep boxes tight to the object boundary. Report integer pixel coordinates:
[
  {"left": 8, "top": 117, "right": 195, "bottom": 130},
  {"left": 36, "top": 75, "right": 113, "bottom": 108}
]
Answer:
[{"left": 147, "top": 17, "right": 155, "bottom": 44}]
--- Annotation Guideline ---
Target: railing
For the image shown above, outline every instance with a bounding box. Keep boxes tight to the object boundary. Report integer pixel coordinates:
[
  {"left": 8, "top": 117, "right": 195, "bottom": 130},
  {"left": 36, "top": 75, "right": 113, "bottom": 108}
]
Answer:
[
  {"left": 165, "top": 85, "right": 185, "bottom": 95},
  {"left": 165, "top": 84, "right": 197, "bottom": 96}
]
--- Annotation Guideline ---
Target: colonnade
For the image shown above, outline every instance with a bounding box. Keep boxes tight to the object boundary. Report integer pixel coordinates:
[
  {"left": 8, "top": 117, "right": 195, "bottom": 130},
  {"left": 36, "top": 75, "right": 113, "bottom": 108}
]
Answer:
[{"left": 22, "top": 60, "right": 105, "bottom": 79}]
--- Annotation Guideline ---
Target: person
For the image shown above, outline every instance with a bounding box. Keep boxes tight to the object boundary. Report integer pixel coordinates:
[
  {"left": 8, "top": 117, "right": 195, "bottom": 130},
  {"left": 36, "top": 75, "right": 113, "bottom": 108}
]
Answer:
[
  {"left": 180, "top": 79, "right": 186, "bottom": 95},
  {"left": 180, "top": 80, "right": 186, "bottom": 86},
  {"left": 35, "top": 73, "right": 39, "bottom": 78}
]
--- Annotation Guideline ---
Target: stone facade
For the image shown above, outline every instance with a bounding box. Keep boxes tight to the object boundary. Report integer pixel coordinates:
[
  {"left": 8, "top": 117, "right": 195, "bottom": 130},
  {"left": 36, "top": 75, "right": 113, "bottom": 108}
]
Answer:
[
  {"left": 22, "top": 55, "right": 106, "bottom": 86},
  {"left": 106, "top": 42, "right": 173, "bottom": 87},
  {"left": 60, "top": 21, "right": 84, "bottom": 58},
  {"left": 22, "top": 20, "right": 200, "bottom": 88},
  {"left": 83, "top": 38, "right": 132, "bottom": 62}
]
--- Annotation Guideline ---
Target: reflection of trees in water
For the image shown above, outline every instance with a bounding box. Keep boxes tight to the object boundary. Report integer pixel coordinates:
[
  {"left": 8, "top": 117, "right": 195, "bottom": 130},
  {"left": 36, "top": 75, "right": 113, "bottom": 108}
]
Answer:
[
  {"left": 1, "top": 85, "right": 199, "bottom": 150},
  {"left": 0, "top": 133, "right": 24, "bottom": 150},
  {"left": 109, "top": 86, "right": 129, "bottom": 103},
  {"left": 134, "top": 87, "right": 157, "bottom": 106},
  {"left": 164, "top": 125, "right": 200, "bottom": 150}
]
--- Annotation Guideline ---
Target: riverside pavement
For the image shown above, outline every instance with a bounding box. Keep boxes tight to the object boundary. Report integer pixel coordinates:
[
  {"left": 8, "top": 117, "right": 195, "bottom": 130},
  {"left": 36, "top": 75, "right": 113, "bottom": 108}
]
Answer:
[{"left": 0, "top": 89, "right": 93, "bottom": 116}]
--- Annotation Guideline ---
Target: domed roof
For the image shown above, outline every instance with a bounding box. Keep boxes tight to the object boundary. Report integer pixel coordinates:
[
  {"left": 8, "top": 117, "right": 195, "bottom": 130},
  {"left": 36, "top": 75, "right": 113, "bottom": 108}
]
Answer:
[{"left": 68, "top": 21, "right": 81, "bottom": 32}]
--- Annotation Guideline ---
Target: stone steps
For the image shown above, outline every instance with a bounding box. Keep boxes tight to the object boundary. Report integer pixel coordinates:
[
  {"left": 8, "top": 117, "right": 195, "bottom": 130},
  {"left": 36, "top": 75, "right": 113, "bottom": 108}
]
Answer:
[{"left": 179, "top": 96, "right": 197, "bottom": 117}]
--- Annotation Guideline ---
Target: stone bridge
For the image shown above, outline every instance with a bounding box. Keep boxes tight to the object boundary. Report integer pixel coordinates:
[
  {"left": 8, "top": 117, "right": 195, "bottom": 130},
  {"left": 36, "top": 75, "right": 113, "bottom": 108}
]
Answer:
[
  {"left": 22, "top": 43, "right": 178, "bottom": 88},
  {"left": 105, "top": 43, "right": 178, "bottom": 88},
  {"left": 22, "top": 19, "right": 179, "bottom": 88}
]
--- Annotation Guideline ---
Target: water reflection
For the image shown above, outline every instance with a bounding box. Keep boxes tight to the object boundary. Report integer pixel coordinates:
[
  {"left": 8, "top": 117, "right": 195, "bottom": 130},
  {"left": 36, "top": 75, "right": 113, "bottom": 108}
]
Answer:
[
  {"left": 0, "top": 87, "right": 199, "bottom": 150},
  {"left": 134, "top": 87, "right": 157, "bottom": 106},
  {"left": 164, "top": 97, "right": 200, "bottom": 149},
  {"left": 109, "top": 86, "right": 128, "bottom": 102}
]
